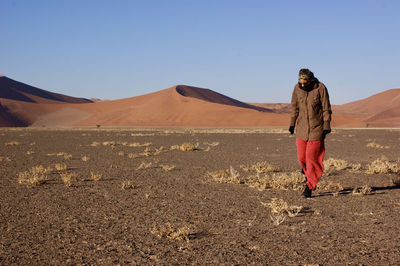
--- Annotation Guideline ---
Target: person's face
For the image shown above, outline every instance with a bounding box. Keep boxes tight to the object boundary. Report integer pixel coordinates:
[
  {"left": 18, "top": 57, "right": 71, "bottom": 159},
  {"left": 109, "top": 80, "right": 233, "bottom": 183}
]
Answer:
[{"left": 298, "top": 79, "right": 310, "bottom": 88}]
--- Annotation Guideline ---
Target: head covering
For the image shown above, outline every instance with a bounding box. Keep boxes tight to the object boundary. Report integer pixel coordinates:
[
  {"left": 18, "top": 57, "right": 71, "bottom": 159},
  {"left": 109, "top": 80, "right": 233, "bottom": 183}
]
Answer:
[{"left": 298, "top": 69, "right": 314, "bottom": 81}]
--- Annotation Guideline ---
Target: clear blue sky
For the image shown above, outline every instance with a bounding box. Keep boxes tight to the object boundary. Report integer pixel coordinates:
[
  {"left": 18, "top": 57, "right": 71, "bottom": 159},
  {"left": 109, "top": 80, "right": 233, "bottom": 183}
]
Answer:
[{"left": 1, "top": 0, "right": 399, "bottom": 104}]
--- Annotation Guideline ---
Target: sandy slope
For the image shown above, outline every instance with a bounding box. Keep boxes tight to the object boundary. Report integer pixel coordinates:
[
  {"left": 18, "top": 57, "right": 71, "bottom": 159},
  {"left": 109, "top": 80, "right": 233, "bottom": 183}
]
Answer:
[{"left": 0, "top": 75, "right": 397, "bottom": 127}]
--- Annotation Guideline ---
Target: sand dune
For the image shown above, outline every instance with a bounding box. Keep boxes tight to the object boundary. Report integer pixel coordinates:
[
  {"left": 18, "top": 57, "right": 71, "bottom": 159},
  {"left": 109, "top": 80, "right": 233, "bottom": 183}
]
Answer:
[
  {"left": 334, "top": 88, "right": 400, "bottom": 127},
  {"left": 0, "top": 76, "right": 397, "bottom": 127},
  {"left": 0, "top": 76, "right": 92, "bottom": 104}
]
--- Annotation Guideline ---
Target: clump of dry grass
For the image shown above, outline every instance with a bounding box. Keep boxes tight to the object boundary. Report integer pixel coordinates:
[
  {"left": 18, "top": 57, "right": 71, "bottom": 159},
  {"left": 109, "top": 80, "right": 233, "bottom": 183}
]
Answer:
[
  {"left": 102, "top": 141, "right": 116, "bottom": 146},
  {"left": 391, "top": 177, "right": 400, "bottom": 186},
  {"left": 262, "top": 198, "right": 303, "bottom": 226},
  {"left": 82, "top": 156, "right": 90, "bottom": 162},
  {"left": 128, "top": 153, "right": 139, "bottom": 159},
  {"left": 246, "top": 171, "right": 304, "bottom": 191},
  {"left": 5, "top": 141, "right": 21, "bottom": 146},
  {"left": 203, "top": 142, "right": 220, "bottom": 147},
  {"left": 352, "top": 185, "right": 372, "bottom": 195},
  {"left": 137, "top": 162, "right": 152, "bottom": 170},
  {"left": 90, "top": 141, "right": 101, "bottom": 147},
  {"left": 240, "top": 161, "right": 277, "bottom": 174},
  {"left": 18, "top": 165, "right": 51, "bottom": 187},
  {"left": 118, "top": 151, "right": 125, "bottom": 156},
  {"left": 160, "top": 164, "right": 176, "bottom": 172},
  {"left": 90, "top": 171, "right": 102, "bottom": 181},
  {"left": 121, "top": 180, "right": 136, "bottom": 190},
  {"left": 366, "top": 156, "right": 400, "bottom": 174},
  {"left": 0, "top": 156, "right": 11, "bottom": 162},
  {"left": 366, "top": 142, "right": 390, "bottom": 149},
  {"left": 153, "top": 146, "right": 165, "bottom": 155},
  {"left": 140, "top": 147, "right": 153, "bottom": 157},
  {"left": 171, "top": 142, "right": 199, "bottom": 151},
  {"left": 131, "top": 133, "right": 155, "bottom": 137},
  {"left": 323, "top": 158, "right": 361, "bottom": 176},
  {"left": 207, "top": 166, "right": 243, "bottom": 184},
  {"left": 317, "top": 180, "right": 344, "bottom": 191},
  {"left": 26, "top": 150, "right": 35, "bottom": 155},
  {"left": 151, "top": 223, "right": 193, "bottom": 241},
  {"left": 60, "top": 172, "right": 78, "bottom": 187},
  {"left": 208, "top": 163, "right": 303, "bottom": 191},
  {"left": 57, "top": 152, "right": 72, "bottom": 160},
  {"left": 55, "top": 163, "right": 67, "bottom": 171},
  {"left": 126, "top": 142, "right": 152, "bottom": 147}
]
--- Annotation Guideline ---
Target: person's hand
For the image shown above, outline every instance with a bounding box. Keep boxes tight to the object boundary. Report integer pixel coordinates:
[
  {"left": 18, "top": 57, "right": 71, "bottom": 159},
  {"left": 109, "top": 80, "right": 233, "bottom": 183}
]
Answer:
[
  {"left": 289, "top": 126, "right": 295, "bottom": 135},
  {"left": 323, "top": 129, "right": 331, "bottom": 137}
]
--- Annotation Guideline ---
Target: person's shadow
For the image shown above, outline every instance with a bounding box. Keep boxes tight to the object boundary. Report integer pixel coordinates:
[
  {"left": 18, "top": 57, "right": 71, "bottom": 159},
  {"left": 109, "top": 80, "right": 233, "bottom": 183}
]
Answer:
[{"left": 315, "top": 185, "right": 400, "bottom": 197}]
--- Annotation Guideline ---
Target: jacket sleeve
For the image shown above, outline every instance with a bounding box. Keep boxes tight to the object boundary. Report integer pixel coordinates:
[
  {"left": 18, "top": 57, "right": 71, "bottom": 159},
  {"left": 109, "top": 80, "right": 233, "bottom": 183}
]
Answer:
[
  {"left": 320, "top": 84, "right": 332, "bottom": 130},
  {"left": 290, "top": 86, "right": 299, "bottom": 127}
]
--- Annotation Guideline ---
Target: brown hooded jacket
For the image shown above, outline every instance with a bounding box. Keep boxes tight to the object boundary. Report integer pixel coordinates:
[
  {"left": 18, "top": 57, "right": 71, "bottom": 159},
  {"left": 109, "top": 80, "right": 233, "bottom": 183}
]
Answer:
[{"left": 290, "top": 80, "right": 332, "bottom": 141}]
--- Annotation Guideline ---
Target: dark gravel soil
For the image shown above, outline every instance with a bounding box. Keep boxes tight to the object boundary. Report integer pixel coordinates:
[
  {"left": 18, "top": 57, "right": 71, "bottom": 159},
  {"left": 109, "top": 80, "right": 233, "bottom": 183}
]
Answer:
[{"left": 1, "top": 127, "right": 400, "bottom": 264}]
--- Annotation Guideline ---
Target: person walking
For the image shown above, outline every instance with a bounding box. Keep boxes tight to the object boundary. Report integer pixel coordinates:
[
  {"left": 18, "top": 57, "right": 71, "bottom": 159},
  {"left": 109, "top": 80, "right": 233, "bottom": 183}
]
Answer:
[{"left": 289, "top": 69, "right": 332, "bottom": 198}]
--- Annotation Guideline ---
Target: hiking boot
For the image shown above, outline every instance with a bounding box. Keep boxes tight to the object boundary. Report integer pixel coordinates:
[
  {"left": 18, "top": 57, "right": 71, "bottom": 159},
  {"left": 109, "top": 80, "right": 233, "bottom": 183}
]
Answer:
[{"left": 302, "top": 184, "right": 312, "bottom": 198}]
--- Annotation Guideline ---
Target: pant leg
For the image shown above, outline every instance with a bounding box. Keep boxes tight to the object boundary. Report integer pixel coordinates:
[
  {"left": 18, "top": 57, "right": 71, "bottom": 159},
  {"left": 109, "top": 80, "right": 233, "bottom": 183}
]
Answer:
[
  {"left": 296, "top": 138, "right": 307, "bottom": 175},
  {"left": 304, "top": 140, "right": 325, "bottom": 189}
]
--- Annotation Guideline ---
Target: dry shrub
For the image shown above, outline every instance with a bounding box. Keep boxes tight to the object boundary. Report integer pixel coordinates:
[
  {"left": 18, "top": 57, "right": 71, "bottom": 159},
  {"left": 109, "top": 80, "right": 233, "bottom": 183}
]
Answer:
[
  {"left": 170, "top": 145, "right": 180, "bottom": 150},
  {"left": 180, "top": 142, "right": 198, "bottom": 151},
  {"left": 207, "top": 166, "right": 243, "bottom": 184},
  {"left": 317, "top": 180, "right": 344, "bottom": 191},
  {"left": 55, "top": 163, "right": 67, "bottom": 171},
  {"left": 131, "top": 133, "right": 155, "bottom": 137},
  {"left": 247, "top": 171, "right": 304, "bottom": 191},
  {"left": 391, "top": 177, "right": 400, "bottom": 186},
  {"left": 128, "top": 153, "right": 139, "bottom": 159},
  {"left": 366, "top": 157, "right": 400, "bottom": 174},
  {"left": 352, "top": 185, "right": 372, "bottom": 195},
  {"left": 269, "top": 213, "right": 286, "bottom": 226},
  {"left": 18, "top": 165, "right": 51, "bottom": 187},
  {"left": 127, "top": 142, "right": 152, "bottom": 147},
  {"left": 366, "top": 142, "right": 389, "bottom": 149},
  {"left": 240, "top": 161, "right": 277, "bottom": 173},
  {"left": 90, "top": 171, "right": 102, "bottom": 181},
  {"left": 323, "top": 158, "right": 361, "bottom": 176},
  {"left": 160, "top": 165, "right": 176, "bottom": 172},
  {"left": 262, "top": 198, "right": 303, "bottom": 226},
  {"left": 82, "top": 156, "right": 90, "bottom": 162},
  {"left": 121, "top": 180, "right": 136, "bottom": 190},
  {"left": 57, "top": 152, "right": 72, "bottom": 160},
  {"left": 151, "top": 223, "right": 193, "bottom": 241},
  {"left": 203, "top": 142, "right": 220, "bottom": 147},
  {"left": 137, "top": 162, "right": 152, "bottom": 170},
  {"left": 0, "top": 156, "right": 11, "bottom": 162},
  {"left": 26, "top": 150, "right": 35, "bottom": 155},
  {"left": 171, "top": 143, "right": 199, "bottom": 151},
  {"left": 140, "top": 147, "right": 152, "bottom": 157},
  {"left": 60, "top": 172, "right": 77, "bottom": 187},
  {"left": 153, "top": 146, "right": 165, "bottom": 155},
  {"left": 102, "top": 141, "right": 116, "bottom": 146},
  {"left": 90, "top": 141, "right": 101, "bottom": 147},
  {"left": 5, "top": 141, "right": 20, "bottom": 146}
]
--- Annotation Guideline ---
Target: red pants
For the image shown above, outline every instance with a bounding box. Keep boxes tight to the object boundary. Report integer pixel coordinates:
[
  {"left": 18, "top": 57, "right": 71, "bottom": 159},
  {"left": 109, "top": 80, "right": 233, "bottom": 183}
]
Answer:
[{"left": 296, "top": 138, "right": 325, "bottom": 190}]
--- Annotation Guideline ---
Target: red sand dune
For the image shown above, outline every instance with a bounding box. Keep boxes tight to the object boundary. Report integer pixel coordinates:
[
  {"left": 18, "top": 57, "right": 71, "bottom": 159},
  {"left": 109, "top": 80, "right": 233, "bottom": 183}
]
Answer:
[
  {"left": 334, "top": 88, "right": 400, "bottom": 127},
  {"left": 0, "top": 76, "right": 92, "bottom": 104},
  {"left": 0, "top": 76, "right": 398, "bottom": 127}
]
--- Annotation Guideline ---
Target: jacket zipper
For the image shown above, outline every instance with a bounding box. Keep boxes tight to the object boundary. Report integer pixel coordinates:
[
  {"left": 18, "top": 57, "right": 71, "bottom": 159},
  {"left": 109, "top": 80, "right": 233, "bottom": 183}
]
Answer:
[{"left": 306, "top": 91, "right": 310, "bottom": 140}]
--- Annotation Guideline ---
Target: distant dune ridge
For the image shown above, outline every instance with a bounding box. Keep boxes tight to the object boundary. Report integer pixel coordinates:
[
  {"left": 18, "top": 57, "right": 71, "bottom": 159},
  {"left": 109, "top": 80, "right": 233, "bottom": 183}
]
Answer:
[{"left": 0, "top": 75, "right": 399, "bottom": 127}]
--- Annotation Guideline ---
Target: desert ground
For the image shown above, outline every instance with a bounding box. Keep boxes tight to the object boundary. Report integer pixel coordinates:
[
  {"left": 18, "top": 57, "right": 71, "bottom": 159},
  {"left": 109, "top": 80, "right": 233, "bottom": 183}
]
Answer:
[{"left": 1, "top": 127, "right": 400, "bottom": 264}]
